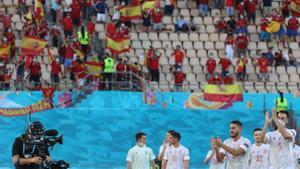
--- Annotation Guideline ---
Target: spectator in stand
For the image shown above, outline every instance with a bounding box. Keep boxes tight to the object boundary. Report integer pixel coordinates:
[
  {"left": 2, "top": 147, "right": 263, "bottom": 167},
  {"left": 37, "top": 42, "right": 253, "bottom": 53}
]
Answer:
[
  {"left": 222, "top": 72, "right": 234, "bottom": 84},
  {"left": 187, "top": 16, "right": 197, "bottom": 31},
  {"left": 28, "top": 58, "right": 41, "bottom": 88},
  {"left": 265, "top": 47, "right": 274, "bottom": 66},
  {"left": 206, "top": 53, "right": 217, "bottom": 80},
  {"left": 4, "top": 68, "right": 12, "bottom": 90},
  {"left": 51, "top": 58, "right": 62, "bottom": 89},
  {"left": 286, "top": 15, "right": 299, "bottom": 42},
  {"left": 152, "top": 8, "right": 163, "bottom": 31},
  {"left": 87, "top": 18, "right": 96, "bottom": 48},
  {"left": 149, "top": 51, "right": 160, "bottom": 82},
  {"left": 198, "top": 0, "right": 209, "bottom": 16},
  {"left": 225, "top": 0, "right": 234, "bottom": 16},
  {"left": 116, "top": 58, "right": 125, "bottom": 88},
  {"left": 1, "top": 10, "right": 12, "bottom": 30},
  {"left": 82, "top": 0, "right": 93, "bottom": 22},
  {"left": 219, "top": 55, "right": 232, "bottom": 78},
  {"left": 236, "top": 1, "right": 246, "bottom": 16},
  {"left": 274, "top": 50, "right": 284, "bottom": 67},
  {"left": 226, "top": 15, "right": 236, "bottom": 33},
  {"left": 208, "top": 73, "right": 222, "bottom": 84},
  {"left": 172, "top": 45, "right": 185, "bottom": 69},
  {"left": 175, "top": 15, "right": 188, "bottom": 32},
  {"left": 236, "top": 54, "right": 248, "bottom": 81},
  {"left": 256, "top": 56, "right": 269, "bottom": 82},
  {"left": 246, "top": 0, "right": 257, "bottom": 24},
  {"left": 272, "top": 12, "right": 286, "bottom": 47},
  {"left": 173, "top": 67, "right": 186, "bottom": 92},
  {"left": 262, "top": 0, "right": 272, "bottom": 17},
  {"left": 142, "top": 8, "right": 152, "bottom": 32},
  {"left": 73, "top": 58, "right": 88, "bottom": 91},
  {"left": 216, "top": 16, "right": 227, "bottom": 33},
  {"left": 284, "top": 48, "right": 297, "bottom": 67},
  {"left": 16, "top": 59, "right": 25, "bottom": 89},
  {"left": 104, "top": 54, "right": 115, "bottom": 90},
  {"left": 41, "top": 82, "right": 55, "bottom": 106},
  {"left": 236, "top": 14, "right": 248, "bottom": 34},
  {"left": 50, "top": 25, "right": 61, "bottom": 47},
  {"left": 71, "top": 0, "right": 82, "bottom": 28},
  {"left": 225, "top": 33, "right": 235, "bottom": 60},
  {"left": 146, "top": 46, "right": 155, "bottom": 73},
  {"left": 281, "top": 0, "right": 290, "bottom": 18},
  {"left": 50, "top": 0, "right": 59, "bottom": 23},
  {"left": 164, "top": 0, "right": 176, "bottom": 16},
  {"left": 61, "top": 13, "right": 74, "bottom": 38},
  {"left": 235, "top": 32, "right": 248, "bottom": 58},
  {"left": 17, "top": 0, "right": 26, "bottom": 17},
  {"left": 259, "top": 18, "right": 271, "bottom": 42},
  {"left": 94, "top": 0, "right": 109, "bottom": 23},
  {"left": 77, "top": 26, "right": 89, "bottom": 61},
  {"left": 63, "top": 42, "right": 75, "bottom": 71}
]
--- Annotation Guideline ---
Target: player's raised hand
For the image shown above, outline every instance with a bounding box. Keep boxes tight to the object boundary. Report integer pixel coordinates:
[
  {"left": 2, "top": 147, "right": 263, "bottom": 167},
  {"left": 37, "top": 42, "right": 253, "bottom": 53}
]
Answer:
[
  {"left": 271, "top": 108, "right": 277, "bottom": 120},
  {"left": 265, "top": 111, "right": 272, "bottom": 124}
]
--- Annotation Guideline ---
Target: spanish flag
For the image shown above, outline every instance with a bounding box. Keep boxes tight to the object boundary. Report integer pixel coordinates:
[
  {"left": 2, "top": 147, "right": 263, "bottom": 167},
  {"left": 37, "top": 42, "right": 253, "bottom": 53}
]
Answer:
[
  {"left": 0, "top": 44, "right": 11, "bottom": 59},
  {"left": 119, "top": 5, "right": 142, "bottom": 21},
  {"left": 35, "top": 0, "right": 44, "bottom": 20},
  {"left": 266, "top": 21, "right": 281, "bottom": 33},
  {"left": 291, "top": 0, "right": 300, "bottom": 17},
  {"left": 47, "top": 47, "right": 54, "bottom": 63},
  {"left": 142, "top": 0, "right": 156, "bottom": 10},
  {"left": 21, "top": 36, "right": 48, "bottom": 56},
  {"left": 106, "top": 37, "right": 131, "bottom": 54},
  {"left": 84, "top": 61, "right": 103, "bottom": 76},
  {"left": 204, "top": 84, "right": 243, "bottom": 102}
]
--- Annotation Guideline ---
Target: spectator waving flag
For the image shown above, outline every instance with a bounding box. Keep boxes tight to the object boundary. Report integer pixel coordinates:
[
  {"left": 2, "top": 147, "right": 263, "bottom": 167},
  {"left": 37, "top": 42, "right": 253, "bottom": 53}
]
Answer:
[
  {"left": 291, "top": 0, "right": 300, "bottom": 17},
  {"left": 142, "top": 0, "right": 156, "bottom": 10},
  {"left": 21, "top": 36, "right": 48, "bottom": 56},
  {"left": 0, "top": 44, "right": 11, "bottom": 60},
  {"left": 35, "top": 0, "right": 44, "bottom": 20},
  {"left": 106, "top": 37, "right": 131, "bottom": 55},
  {"left": 119, "top": 5, "right": 142, "bottom": 21},
  {"left": 47, "top": 47, "right": 54, "bottom": 63}
]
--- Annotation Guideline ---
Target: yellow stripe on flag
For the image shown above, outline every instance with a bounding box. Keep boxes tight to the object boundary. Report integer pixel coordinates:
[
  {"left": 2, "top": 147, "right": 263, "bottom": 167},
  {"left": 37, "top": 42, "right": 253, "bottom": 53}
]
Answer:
[
  {"left": 120, "top": 5, "right": 142, "bottom": 21},
  {"left": 0, "top": 44, "right": 10, "bottom": 59},
  {"left": 47, "top": 48, "right": 54, "bottom": 63},
  {"left": 35, "top": 0, "right": 44, "bottom": 20},
  {"left": 21, "top": 36, "right": 48, "bottom": 55},
  {"left": 84, "top": 62, "right": 103, "bottom": 75},
  {"left": 204, "top": 84, "right": 243, "bottom": 95},
  {"left": 106, "top": 37, "right": 130, "bottom": 54},
  {"left": 142, "top": 1, "right": 156, "bottom": 10},
  {"left": 266, "top": 21, "right": 281, "bottom": 33}
]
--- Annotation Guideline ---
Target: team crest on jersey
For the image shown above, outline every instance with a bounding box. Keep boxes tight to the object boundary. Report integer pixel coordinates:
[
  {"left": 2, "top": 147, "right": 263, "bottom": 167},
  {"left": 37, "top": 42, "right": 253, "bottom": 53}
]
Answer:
[{"left": 244, "top": 143, "right": 249, "bottom": 148}]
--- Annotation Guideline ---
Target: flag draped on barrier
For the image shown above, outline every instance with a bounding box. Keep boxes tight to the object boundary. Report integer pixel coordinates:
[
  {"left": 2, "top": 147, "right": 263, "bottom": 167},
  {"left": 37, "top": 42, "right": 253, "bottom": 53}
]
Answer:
[{"left": 203, "top": 84, "right": 243, "bottom": 102}]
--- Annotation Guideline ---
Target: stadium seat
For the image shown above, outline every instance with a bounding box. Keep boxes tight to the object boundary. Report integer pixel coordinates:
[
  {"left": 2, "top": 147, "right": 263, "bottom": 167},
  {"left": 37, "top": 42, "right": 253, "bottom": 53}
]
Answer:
[
  {"left": 279, "top": 75, "right": 289, "bottom": 83},
  {"left": 203, "top": 17, "right": 213, "bottom": 25},
  {"left": 204, "top": 42, "right": 215, "bottom": 50},
  {"left": 4, "top": 0, "right": 13, "bottom": 5},
  {"left": 182, "top": 41, "right": 193, "bottom": 50},
  {"left": 162, "top": 16, "right": 172, "bottom": 24},
  {"left": 132, "top": 41, "right": 142, "bottom": 49},
  {"left": 179, "top": 33, "right": 189, "bottom": 41},
  {"left": 209, "top": 33, "right": 219, "bottom": 42},
  {"left": 194, "top": 42, "right": 204, "bottom": 50},
  {"left": 130, "top": 32, "right": 138, "bottom": 40},
  {"left": 189, "top": 33, "right": 199, "bottom": 41},
  {"left": 180, "top": 9, "right": 190, "bottom": 17},
  {"left": 211, "top": 9, "right": 220, "bottom": 17},
  {"left": 159, "top": 33, "right": 169, "bottom": 41},
  {"left": 198, "top": 50, "right": 207, "bottom": 58},
  {"left": 193, "top": 17, "right": 203, "bottom": 25},
  {"left": 189, "top": 57, "right": 200, "bottom": 66},
  {"left": 187, "top": 0, "right": 197, "bottom": 9},
  {"left": 199, "top": 34, "right": 209, "bottom": 41},
  {"left": 276, "top": 66, "right": 286, "bottom": 74},
  {"left": 139, "top": 33, "right": 149, "bottom": 41},
  {"left": 177, "top": 1, "right": 187, "bottom": 9},
  {"left": 186, "top": 74, "right": 196, "bottom": 82},
  {"left": 290, "top": 74, "right": 299, "bottom": 83},
  {"left": 149, "top": 32, "right": 159, "bottom": 41},
  {"left": 169, "top": 33, "right": 179, "bottom": 41},
  {"left": 186, "top": 50, "right": 197, "bottom": 58},
  {"left": 142, "top": 41, "right": 152, "bottom": 49},
  {"left": 206, "top": 25, "right": 216, "bottom": 33},
  {"left": 192, "top": 65, "right": 203, "bottom": 73},
  {"left": 190, "top": 9, "right": 199, "bottom": 16},
  {"left": 152, "top": 41, "right": 162, "bottom": 49}
]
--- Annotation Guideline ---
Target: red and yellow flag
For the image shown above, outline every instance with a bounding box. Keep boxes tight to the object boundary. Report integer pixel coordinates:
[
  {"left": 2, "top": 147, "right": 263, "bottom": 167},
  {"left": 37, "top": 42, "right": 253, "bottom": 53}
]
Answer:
[
  {"left": 106, "top": 37, "right": 131, "bottom": 54},
  {"left": 203, "top": 84, "right": 243, "bottom": 102},
  {"left": 119, "top": 5, "right": 142, "bottom": 21},
  {"left": 0, "top": 44, "right": 11, "bottom": 59},
  {"left": 21, "top": 36, "right": 48, "bottom": 56},
  {"left": 35, "top": 0, "right": 44, "bottom": 20},
  {"left": 291, "top": 0, "right": 300, "bottom": 17},
  {"left": 47, "top": 47, "right": 54, "bottom": 63},
  {"left": 84, "top": 61, "right": 103, "bottom": 76},
  {"left": 142, "top": 0, "right": 156, "bottom": 10}
]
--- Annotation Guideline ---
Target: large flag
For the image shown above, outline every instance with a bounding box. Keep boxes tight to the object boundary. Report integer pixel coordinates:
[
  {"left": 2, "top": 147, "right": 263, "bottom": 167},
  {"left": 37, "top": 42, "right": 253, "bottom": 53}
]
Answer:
[
  {"left": 21, "top": 36, "right": 48, "bottom": 56},
  {"left": 119, "top": 5, "right": 142, "bottom": 21},
  {"left": 266, "top": 21, "right": 281, "bottom": 33},
  {"left": 106, "top": 37, "right": 131, "bottom": 54},
  {"left": 291, "top": 0, "right": 300, "bottom": 17},
  {"left": 203, "top": 84, "right": 243, "bottom": 102},
  {"left": 35, "top": 0, "right": 44, "bottom": 20},
  {"left": 0, "top": 44, "right": 11, "bottom": 59},
  {"left": 142, "top": 0, "right": 156, "bottom": 10},
  {"left": 84, "top": 61, "right": 103, "bottom": 76}
]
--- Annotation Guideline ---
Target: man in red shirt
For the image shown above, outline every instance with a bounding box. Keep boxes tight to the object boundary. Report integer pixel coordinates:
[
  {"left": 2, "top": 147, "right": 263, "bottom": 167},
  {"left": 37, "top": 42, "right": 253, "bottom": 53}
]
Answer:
[
  {"left": 152, "top": 9, "right": 163, "bottom": 31},
  {"left": 259, "top": 18, "right": 271, "bottom": 42},
  {"left": 71, "top": 0, "right": 82, "bottom": 27},
  {"left": 172, "top": 45, "right": 185, "bottom": 68},
  {"left": 73, "top": 58, "right": 87, "bottom": 89},
  {"left": 28, "top": 58, "right": 41, "bottom": 88},
  {"left": 236, "top": 15, "right": 248, "bottom": 34},
  {"left": 225, "top": 0, "right": 234, "bottom": 16},
  {"left": 208, "top": 73, "right": 222, "bottom": 84},
  {"left": 235, "top": 32, "right": 248, "bottom": 58},
  {"left": 236, "top": 54, "right": 248, "bottom": 81},
  {"left": 61, "top": 13, "right": 73, "bottom": 38},
  {"left": 206, "top": 54, "right": 217, "bottom": 80},
  {"left": 216, "top": 16, "right": 227, "bottom": 33},
  {"left": 1, "top": 11, "right": 12, "bottom": 30},
  {"left": 256, "top": 56, "right": 269, "bottom": 82},
  {"left": 286, "top": 16, "right": 299, "bottom": 42},
  {"left": 149, "top": 51, "right": 160, "bottom": 82},
  {"left": 236, "top": 1, "right": 246, "bottom": 16},
  {"left": 63, "top": 42, "right": 74, "bottom": 70},
  {"left": 41, "top": 82, "right": 55, "bottom": 106},
  {"left": 116, "top": 58, "right": 125, "bottom": 84},
  {"left": 173, "top": 68, "right": 186, "bottom": 92},
  {"left": 51, "top": 58, "right": 62, "bottom": 89},
  {"left": 219, "top": 55, "right": 232, "bottom": 78},
  {"left": 246, "top": 0, "right": 257, "bottom": 24}
]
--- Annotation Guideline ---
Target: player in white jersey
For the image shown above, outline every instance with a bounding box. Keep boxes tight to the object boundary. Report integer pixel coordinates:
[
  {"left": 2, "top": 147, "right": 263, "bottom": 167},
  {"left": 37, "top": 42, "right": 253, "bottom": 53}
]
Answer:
[
  {"left": 212, "top": 120, "right": 251, "bottom": 169},
  {"left": 162, "top": 131, "right": 190, "bottom": 169},
  {"left": 126, "top": 132, "right": 156, "bottom": 169},
  {"left": 260, "top": 109, "right": 297, "bottom": 169},
  {"left": 249, "top": 128, "right": 269, "bottom": 169},
  {"left": 204, "top": 142, "right": 225, "bottom": 169},
  {"left": 158, "top": 130, "right": 176, "bottom": 161},
  {"left": 293, "top": 144, "right": 300, "bottom": 169}
]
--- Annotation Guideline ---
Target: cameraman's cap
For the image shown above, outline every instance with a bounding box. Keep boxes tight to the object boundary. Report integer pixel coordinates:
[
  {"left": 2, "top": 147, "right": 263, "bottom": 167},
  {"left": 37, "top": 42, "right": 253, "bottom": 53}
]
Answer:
[{"left": 28, "top": 121, "right": 45, "bottom": 135}]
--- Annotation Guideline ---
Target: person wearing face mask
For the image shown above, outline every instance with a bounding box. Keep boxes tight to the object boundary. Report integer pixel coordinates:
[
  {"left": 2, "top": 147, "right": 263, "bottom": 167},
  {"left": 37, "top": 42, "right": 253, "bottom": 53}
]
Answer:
[
  {"left": 28, "top": 58, "right": 41, "bottom": 88},
  {"left": 126, "top": 132, "right": 156, "bottom": 169},
  {"left": 260, "top": 109, "right": 297, "bottom": 169}
]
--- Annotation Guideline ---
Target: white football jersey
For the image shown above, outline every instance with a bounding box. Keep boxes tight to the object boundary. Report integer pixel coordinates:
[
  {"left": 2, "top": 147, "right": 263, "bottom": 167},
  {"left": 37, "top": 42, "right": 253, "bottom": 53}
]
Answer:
[
  {"left": 206, "top": 150, "right": 225, "bottom": 169},
  {"left": 293, "top": 144, "right": 300, "bottom": 169},
  {"left": 163, "top": 144, "right": 190, "bottom": 169},
  {"left": 126, "top": 145, "right": 155, "bottom": 169},
  {"left": 220, "top": 136, "right": 251, "bottom": 169},
  {"left": 249, "top": 144, "right": 269, "bottom": 169},
  {"left": 266, "top": 129, "right": 297, "bottom": 169}
]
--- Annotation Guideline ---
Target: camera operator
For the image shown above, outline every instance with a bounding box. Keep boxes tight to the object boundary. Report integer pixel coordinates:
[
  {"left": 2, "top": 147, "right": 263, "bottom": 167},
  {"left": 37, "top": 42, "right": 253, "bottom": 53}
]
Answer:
[{"left": 12, "top": 121, "right": 51, "bottom": 169}]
